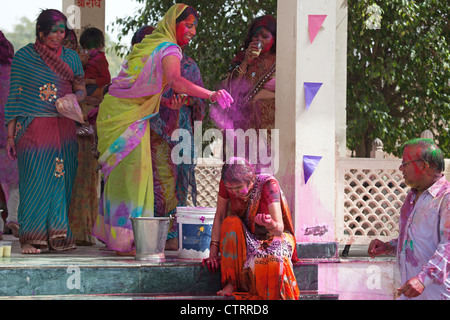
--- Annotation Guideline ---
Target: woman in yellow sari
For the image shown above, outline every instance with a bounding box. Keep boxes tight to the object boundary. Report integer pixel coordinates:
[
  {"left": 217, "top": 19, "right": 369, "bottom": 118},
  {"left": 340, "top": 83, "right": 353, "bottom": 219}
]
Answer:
[
  {"left": 205, "top": 157, "right": 300, "bottom": 300},
  {"left": 93, "top": 4, "right": 233, "bottom": 255}
]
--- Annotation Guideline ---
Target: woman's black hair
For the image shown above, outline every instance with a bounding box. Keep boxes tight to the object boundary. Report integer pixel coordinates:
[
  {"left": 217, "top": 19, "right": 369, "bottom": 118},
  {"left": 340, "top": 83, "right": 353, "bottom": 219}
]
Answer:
[
  {"left": 176, "top": 6, "right": 199, "bottom": 24},
  {"left": 242, "top": 15, "right": 277, "bottom": 54},
  {"left": 221, "top": 157, "right": 256, "bottom": 185},
  {"left": 62, "top": 29, "right": 78, "bottom": 50},
  {"left": 80, "top": 27, "right": 105, "bottom": 50},
  {"left": 36, "top": 9, "right": 69, "bottom": 41}
]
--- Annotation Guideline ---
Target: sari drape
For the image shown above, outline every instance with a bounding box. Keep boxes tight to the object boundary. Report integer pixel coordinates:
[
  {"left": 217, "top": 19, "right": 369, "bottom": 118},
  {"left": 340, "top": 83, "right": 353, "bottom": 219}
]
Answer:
[
  {"left": 5, "top": 42, "right": 84, "bottom": 250},
  {"left": 93, "top": 4, "right": 188, "bottom": 252},
  {"left": 220, "top": 174, "right": 300, "bottom": 300}
]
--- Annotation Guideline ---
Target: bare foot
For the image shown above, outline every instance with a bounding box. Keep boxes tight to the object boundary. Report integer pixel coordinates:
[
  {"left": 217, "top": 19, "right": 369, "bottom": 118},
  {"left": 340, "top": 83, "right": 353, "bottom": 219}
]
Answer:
[
  {"left": 116, "top": 249, "right": 136, "bottom": 256},
  {"left": 22, "top": 244, "right": 41, "bottom": 254},
  {"left": 217, "top": 283, "right": 234, "bottom": 296},
  {"left": 7, "top": 222, "right": 19, "bottom": 238},
  {"left": 165, "top": 238, "right": 178, "bottom": 251}
]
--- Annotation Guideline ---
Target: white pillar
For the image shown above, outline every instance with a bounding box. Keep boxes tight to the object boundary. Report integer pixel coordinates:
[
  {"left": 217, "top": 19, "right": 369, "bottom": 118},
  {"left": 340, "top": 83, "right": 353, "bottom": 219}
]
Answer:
[
  {"left": 335, "top": 0, "right": 348, "bottom": 158},
  {"left": 276, "top": 0, "right": 346, "bottom": 243},
  {"left": 62, "top": 0, "right": 106, "bottom": 40}
]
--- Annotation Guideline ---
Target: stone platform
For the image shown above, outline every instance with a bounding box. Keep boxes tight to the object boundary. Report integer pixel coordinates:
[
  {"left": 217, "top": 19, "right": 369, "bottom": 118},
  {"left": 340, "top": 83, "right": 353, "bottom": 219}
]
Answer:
[{"left": 0, "top": 234, "right": 338, "bottom": 300}]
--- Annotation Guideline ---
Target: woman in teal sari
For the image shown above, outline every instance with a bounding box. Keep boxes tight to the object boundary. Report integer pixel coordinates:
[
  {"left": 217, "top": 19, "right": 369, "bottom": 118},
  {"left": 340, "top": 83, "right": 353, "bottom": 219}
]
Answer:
[
  {"left": 93, "top": 4, "right": 233, "bottom": 255},
  {"left": 5, "top": 9, "right": 86, "bottom": 254}
]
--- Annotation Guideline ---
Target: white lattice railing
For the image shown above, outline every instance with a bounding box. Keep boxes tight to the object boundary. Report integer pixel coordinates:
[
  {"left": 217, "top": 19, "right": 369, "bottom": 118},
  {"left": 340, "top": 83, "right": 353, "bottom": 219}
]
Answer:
[
  {"left": 186, "top": 158, "right": 223, "bottom": 208},
  {"left": 188, "top": 154, "right": 449, "bottom": 246},
  {"left": 335, "top": 158, "right": 408, "bottom": 245}
]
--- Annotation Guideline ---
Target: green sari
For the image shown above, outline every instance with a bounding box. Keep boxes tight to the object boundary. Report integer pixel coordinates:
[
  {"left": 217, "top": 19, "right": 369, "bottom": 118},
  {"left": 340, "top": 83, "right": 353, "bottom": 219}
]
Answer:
[{"left": 93, "top": 4, "right": 189, "bottom": 252}]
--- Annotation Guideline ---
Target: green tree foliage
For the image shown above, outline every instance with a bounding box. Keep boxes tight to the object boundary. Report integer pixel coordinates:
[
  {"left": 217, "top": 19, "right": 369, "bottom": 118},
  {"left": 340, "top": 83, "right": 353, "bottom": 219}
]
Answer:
[
  {"left": 112, "top": 1, "right": 450, "bottom": 158},
  {"left": 347, "top": 0, "right": 449, "bottom": 157},
  {"left": 3, "top": 17, "right": 36, "bottom": 52}
]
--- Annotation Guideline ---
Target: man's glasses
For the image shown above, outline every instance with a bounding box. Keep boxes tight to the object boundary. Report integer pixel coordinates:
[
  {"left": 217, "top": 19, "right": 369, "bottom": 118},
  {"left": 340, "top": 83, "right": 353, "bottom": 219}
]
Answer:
[{"left": 399, "top": 159, "right": 423, "bottom": 169}]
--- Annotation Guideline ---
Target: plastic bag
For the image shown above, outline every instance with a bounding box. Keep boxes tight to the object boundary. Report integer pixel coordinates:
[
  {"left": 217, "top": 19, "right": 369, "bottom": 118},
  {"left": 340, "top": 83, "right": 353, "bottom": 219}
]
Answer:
[{"left": 55, "top": 94, "right": 84, "bottom": 123}]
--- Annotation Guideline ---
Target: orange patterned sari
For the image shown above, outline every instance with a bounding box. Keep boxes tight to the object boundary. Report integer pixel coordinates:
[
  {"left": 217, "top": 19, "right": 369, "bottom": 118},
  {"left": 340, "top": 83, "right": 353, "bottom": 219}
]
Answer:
[{"left": 219, "top": 174, "right": 300, "bottom": 300}]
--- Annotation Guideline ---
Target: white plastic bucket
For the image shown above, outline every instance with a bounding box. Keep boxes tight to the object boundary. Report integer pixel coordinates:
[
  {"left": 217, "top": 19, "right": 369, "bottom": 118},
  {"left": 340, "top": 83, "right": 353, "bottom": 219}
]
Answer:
[{"left": 176, "top": 207, "right": 216, "bottom": 260}]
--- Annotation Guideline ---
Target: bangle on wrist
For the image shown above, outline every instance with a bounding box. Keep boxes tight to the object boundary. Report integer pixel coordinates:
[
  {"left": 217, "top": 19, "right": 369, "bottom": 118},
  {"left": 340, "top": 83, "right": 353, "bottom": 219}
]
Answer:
[
  {"left": 208, "top": 91, "right": 216, "bottom": 103},
  {"left": 210, "top": 240, "right": 220, "bottom": 249},
  {"left": 7, "top": 136, "right": 14, "bottom": 140}
]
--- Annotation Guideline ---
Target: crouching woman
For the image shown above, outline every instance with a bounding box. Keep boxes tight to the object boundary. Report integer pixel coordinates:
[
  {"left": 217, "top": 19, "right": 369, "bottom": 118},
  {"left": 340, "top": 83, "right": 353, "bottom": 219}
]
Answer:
[{"left": 204, "top": 157, "right": 300, "bottom": 300}]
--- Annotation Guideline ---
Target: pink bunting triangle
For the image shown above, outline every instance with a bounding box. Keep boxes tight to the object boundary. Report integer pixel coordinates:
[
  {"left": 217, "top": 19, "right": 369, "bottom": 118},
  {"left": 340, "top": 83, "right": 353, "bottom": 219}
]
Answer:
[
  {"left": 308, "top": 15, "right": 327, "bottom": 43},
  {"left": 303, "top": 155, "right": 322, "bottom": 184},
  {"left": 304, "top": 82, "right": 323, "bottom": 110}
]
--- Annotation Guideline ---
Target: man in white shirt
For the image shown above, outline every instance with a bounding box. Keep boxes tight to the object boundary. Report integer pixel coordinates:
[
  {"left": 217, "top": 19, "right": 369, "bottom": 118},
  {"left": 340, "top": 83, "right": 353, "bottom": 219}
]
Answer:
[{"left": 368, "top": 138, "right": 450, "bottom": 300}]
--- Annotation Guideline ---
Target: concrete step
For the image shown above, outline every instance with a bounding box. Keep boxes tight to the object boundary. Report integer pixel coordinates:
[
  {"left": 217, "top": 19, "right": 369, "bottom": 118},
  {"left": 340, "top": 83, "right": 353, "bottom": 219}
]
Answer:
[
  {"left": 0, "top": 260, "right": 320, "bottom": 297},
  {"left": 0, "top": 235, "right": 337, "bottom": 299},
  {"left": 0, "top": 292, "right": 337, "bottom": 300}
]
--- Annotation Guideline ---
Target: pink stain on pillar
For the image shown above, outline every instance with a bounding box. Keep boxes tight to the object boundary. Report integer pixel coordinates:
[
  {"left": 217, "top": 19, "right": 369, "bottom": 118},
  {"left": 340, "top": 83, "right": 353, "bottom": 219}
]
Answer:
[
  {"left": 277, "top": 159, "right": 334, "bottom": 242},
  {"left": 297, "top": 182, "right": 335, "bottom": 242}
]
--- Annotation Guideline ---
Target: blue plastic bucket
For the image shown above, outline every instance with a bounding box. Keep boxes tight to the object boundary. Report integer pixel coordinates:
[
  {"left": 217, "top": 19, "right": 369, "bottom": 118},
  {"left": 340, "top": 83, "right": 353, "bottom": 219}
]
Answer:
[{"left": 176, "top": 207, "right": 216, "bottom": 259}]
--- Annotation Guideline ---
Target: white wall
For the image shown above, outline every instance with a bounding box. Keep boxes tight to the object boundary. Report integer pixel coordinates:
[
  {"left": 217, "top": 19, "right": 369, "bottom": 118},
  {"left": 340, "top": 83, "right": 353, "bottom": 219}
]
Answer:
[{"left": 319, "top": 259, "right": 400, "bottom": 300}]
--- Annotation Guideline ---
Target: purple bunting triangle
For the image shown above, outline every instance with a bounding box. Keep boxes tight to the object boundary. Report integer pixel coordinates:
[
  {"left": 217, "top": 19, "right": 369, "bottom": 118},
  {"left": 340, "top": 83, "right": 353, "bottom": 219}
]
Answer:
[
  {"left": 303, "top": 155, "right": 322, "bottom": 184},
  {"left": 304, "top": 82, "right": 323, "bottom": 110},
  {"left": 309, "top": 15, "right": 327, "bottom": 43}
]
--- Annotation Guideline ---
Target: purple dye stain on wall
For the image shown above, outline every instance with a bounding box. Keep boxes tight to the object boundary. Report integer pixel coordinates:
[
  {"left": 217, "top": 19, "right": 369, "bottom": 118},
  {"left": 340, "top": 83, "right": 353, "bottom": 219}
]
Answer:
[{"left": 304, "top": 225, "right": 329, "bottom": 237}]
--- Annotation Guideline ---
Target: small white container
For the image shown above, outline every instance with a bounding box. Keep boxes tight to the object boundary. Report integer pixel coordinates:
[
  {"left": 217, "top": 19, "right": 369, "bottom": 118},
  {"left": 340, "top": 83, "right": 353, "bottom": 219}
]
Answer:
[{"left": 1, "top": 241, "right": 12, "bottom": 257}]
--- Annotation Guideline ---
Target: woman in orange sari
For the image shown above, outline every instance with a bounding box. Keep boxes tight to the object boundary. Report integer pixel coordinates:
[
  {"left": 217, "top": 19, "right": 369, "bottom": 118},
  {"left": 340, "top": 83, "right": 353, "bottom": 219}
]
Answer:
[{"left": 204, "top": 157, "right": 300, "bottom": 300}]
